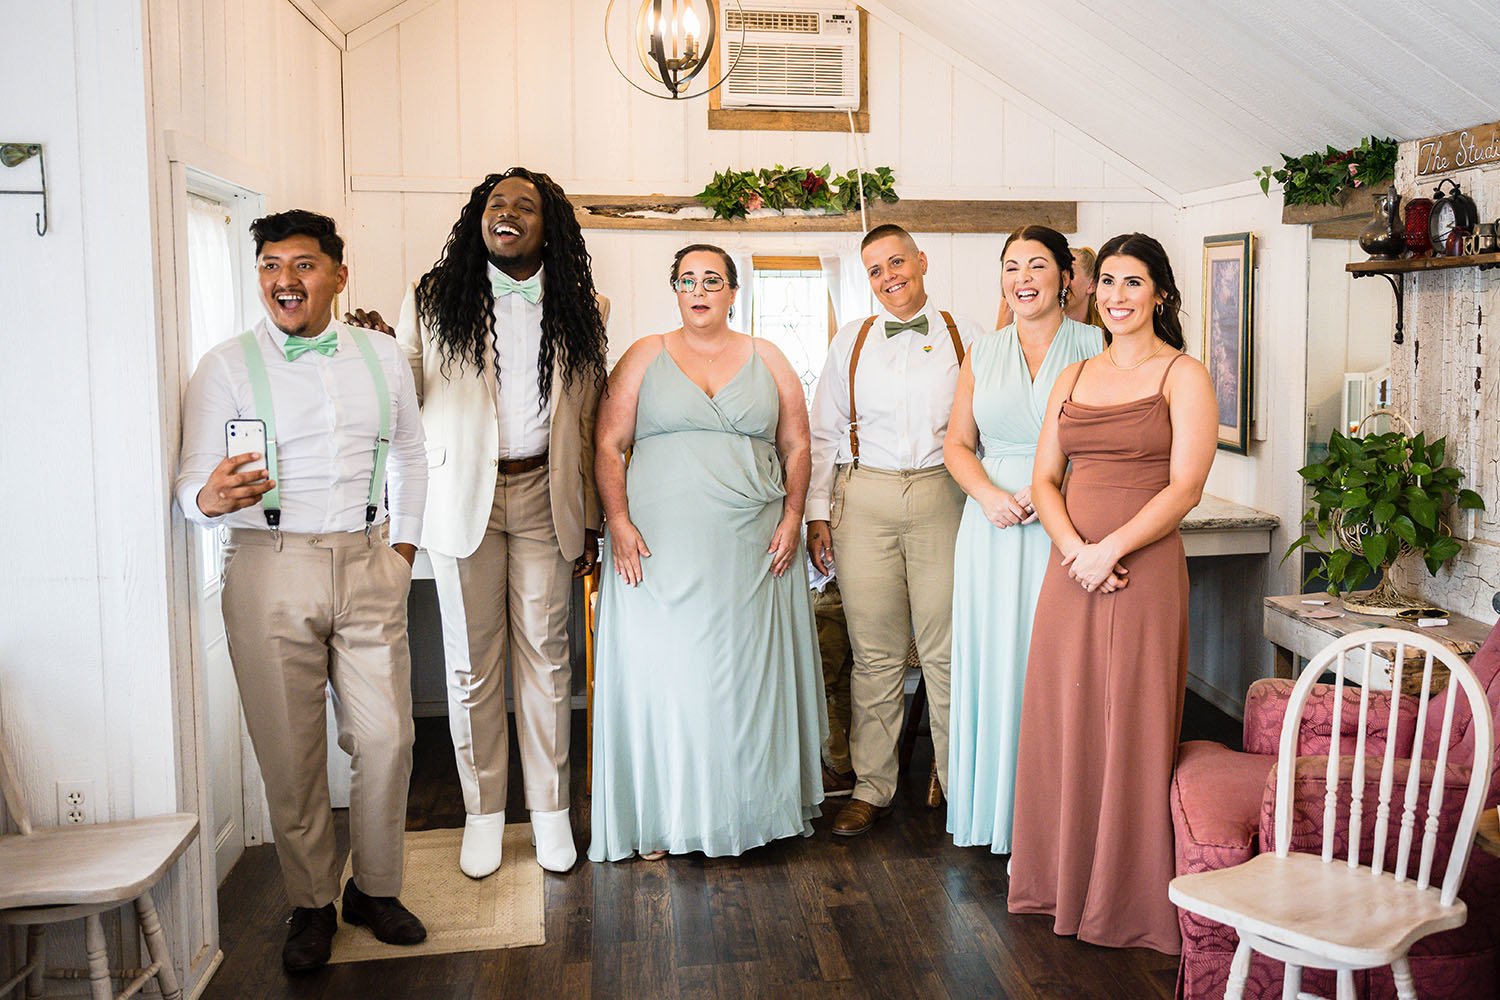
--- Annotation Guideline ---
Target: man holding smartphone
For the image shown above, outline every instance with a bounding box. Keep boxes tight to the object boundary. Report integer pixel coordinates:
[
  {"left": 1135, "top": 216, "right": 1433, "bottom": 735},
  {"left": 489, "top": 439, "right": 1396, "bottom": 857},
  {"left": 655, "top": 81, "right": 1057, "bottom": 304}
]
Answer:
[{"left": 175, "top": 209, "right": 429, "bottom": 974}]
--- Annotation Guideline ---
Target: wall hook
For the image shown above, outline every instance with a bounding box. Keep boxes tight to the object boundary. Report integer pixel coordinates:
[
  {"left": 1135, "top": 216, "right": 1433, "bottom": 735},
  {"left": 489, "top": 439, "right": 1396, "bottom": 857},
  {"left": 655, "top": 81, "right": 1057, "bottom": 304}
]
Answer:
[{"left": 1, "top": 142, "right": 49, "bottom": 236}]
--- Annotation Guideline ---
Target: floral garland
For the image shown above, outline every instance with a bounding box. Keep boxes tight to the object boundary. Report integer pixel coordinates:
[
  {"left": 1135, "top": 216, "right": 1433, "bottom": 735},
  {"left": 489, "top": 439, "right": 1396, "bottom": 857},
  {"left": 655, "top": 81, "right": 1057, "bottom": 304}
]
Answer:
[
  {"left": 1254, "top": 136, "right": 1397, "bottom": 207},
  {"left": 695, "top": 164, "right": 898, "bottom": 220}
]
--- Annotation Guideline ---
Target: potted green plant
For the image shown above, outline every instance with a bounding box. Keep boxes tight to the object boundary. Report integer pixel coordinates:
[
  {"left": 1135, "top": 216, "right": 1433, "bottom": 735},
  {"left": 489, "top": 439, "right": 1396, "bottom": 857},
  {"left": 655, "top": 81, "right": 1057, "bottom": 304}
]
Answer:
[{"left": 1285, "top": 419, "right": 1485, "bottom": 614}]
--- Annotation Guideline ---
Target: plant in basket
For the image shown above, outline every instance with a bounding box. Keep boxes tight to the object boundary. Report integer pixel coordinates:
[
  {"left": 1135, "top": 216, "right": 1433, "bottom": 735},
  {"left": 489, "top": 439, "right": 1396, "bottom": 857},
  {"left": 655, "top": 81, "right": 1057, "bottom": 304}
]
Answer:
[{"left": 1285, "top": 412, "right": 1485, "bottom": 615}]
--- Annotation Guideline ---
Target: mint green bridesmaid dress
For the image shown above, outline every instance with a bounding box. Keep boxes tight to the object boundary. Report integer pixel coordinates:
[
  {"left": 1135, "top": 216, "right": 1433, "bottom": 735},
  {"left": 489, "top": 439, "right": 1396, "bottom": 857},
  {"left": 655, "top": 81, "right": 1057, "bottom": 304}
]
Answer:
[
  {"left": 588, "top": 348, "right": 827, "bottom": 862},
  {"left": 946, "top": 318, "right": 1103, "bottom": 853}
]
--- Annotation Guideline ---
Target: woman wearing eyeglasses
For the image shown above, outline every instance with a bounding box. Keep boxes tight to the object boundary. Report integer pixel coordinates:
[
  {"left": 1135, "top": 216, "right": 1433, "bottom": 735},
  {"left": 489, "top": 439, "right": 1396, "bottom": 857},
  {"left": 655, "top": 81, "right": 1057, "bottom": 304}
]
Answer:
[{"left": 588, "top": 243, "right": 826, "bottom": 862}]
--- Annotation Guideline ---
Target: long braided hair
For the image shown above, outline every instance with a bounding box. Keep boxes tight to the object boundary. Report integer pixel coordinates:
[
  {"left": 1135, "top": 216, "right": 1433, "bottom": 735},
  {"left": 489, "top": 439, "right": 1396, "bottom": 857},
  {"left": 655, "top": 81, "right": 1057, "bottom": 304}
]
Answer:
[{"left": 415, "top": 167, "right": 608, "bottom": 405}]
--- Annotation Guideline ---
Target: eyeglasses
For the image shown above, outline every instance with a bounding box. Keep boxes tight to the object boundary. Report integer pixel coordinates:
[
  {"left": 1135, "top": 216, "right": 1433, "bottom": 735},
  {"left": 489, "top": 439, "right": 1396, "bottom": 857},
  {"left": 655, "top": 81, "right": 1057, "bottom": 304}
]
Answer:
[
  {"left": 1395, "top": 607, "right": 1450, "bottom": 620},
  {"left": 671, "top": 275, "right": 727, "bottom": 293}
]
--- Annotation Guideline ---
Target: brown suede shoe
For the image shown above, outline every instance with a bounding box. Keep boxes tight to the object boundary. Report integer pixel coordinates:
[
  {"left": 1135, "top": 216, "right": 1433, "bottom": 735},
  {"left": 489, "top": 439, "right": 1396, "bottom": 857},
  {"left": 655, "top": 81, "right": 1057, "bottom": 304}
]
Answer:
[
  {"left": 832, "top": 797, "right": 889, "bottom": 837},
  {"left": 822, "top": 762, "right": 855, "bottom": 797}
]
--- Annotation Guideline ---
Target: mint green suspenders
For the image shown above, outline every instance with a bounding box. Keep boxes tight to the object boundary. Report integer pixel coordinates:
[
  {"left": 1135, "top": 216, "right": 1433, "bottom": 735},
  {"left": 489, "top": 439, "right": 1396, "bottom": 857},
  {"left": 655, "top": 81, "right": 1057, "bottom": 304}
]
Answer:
[{"left": 237, "top": 326, "right": 393, "bottom": 534}]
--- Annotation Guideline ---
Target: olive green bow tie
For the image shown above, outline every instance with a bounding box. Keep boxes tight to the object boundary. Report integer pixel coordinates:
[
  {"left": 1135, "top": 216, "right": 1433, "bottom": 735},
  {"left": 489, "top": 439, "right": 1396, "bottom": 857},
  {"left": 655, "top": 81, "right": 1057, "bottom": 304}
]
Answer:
[
  {"left": 884, "top": 315, "right": 929, "bottom": 337},
  {"left": 282, "top": 329, "right": 339, "bottom": 361}
]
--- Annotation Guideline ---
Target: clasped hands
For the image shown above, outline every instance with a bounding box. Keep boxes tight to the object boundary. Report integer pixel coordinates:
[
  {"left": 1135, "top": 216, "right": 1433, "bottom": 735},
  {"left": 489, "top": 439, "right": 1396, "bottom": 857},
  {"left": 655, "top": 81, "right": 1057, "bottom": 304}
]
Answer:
[
  {"left": 1060, "top": 537, "right": 1129, "bottom": 595},
  {"left": 980, "top": 484, "right": 1037, "bottom": 529}
]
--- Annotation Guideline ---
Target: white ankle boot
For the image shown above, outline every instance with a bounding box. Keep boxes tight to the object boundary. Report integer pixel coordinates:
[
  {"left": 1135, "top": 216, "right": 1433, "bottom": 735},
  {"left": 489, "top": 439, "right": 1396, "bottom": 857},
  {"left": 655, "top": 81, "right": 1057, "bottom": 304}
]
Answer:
[
  {"left": 529, "top": 808, "right": 577, "bottom": 873},
  {"left": 459, "top": 811, "right": 505, "bottom": 878}
]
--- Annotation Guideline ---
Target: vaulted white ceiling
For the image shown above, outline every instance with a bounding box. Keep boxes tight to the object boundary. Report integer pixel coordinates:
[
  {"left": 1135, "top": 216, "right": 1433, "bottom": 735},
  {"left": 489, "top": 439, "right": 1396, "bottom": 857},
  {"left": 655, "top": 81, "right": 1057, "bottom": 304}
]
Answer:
[
  {"left": 307, "top": 0, "right": 1500, "bottom": 198},
  {"left": 865, "top": 0, "right": 1500, "bottom": 196},
  {"left": 311, "top": 0, "right": 409, "bottom": 33}
]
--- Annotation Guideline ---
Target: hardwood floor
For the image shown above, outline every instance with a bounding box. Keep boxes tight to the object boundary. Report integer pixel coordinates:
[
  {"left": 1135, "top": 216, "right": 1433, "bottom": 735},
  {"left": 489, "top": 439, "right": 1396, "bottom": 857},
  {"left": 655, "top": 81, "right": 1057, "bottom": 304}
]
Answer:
[{"left": 204, "top": 693, "right": 1237, "bottom": 999}]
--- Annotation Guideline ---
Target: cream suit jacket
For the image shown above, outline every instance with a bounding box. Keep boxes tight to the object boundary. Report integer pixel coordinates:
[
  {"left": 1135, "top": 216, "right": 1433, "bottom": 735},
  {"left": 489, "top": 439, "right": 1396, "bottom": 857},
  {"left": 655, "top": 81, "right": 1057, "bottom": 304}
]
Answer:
[{"left": 395, "top": 284, "right": 609, "bottom": 560}]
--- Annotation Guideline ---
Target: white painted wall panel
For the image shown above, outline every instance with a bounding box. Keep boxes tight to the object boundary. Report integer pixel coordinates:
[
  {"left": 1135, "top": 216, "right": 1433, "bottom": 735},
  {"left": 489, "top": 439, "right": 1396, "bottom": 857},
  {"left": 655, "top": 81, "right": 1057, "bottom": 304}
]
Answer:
[
  {"left": 347, "top": 26, "right": 405, "bottom": 176},
  {"left": 455, "top": 0, "right": 520, "bottom": 175},
  {"left": 398, "top": 0, "right": 462, "bottom": 178}
]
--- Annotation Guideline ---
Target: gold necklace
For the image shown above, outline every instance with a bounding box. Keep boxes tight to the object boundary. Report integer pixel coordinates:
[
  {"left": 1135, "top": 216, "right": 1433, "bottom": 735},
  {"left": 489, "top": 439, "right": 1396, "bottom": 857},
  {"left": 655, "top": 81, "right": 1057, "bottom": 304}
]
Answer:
[
  {"left": 681, "top": 331, "right": 731, "bottom": 364},
  {"left": 1106, "top": 339, "right": 1167, "bottom": 371}
]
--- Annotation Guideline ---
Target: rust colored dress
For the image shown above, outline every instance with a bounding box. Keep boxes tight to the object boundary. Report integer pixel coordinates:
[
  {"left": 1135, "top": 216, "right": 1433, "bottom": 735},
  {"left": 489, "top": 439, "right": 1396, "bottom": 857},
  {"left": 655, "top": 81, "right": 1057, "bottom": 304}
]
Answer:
[{"left": 1007, "top": 353, "right": 1189, "bottom": 955}]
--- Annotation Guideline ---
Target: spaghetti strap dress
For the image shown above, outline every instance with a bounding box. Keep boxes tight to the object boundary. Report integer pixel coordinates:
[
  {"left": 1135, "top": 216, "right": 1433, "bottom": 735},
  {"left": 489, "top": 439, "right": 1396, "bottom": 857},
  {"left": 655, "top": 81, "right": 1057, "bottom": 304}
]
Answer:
[
  {"left": 946, "top": 319, "right": 1103, "bottom": 853},
  {"left": 1006, "top": 352, "right": 1190, "bottom": 955},
  {"left": 588, "top": 348, "right": 827, "bottom": 862}
]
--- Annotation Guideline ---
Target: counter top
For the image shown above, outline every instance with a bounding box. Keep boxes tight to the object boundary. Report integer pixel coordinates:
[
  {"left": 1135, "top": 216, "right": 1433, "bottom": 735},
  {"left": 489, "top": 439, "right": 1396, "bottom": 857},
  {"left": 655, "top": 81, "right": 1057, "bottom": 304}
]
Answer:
[
  {"left": 1179, "top": 495, "right": 1278, "bottom": 557},
  {"left": 1182, "top": 494, "right": 1280, "bottom": 533}
]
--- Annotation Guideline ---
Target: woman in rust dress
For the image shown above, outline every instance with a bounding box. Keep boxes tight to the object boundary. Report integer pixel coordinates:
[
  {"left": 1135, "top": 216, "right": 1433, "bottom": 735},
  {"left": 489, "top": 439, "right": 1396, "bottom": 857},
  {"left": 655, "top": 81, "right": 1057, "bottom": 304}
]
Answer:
[{"left": 1007, "top": 233, "right": 1218, "bottom": 954}]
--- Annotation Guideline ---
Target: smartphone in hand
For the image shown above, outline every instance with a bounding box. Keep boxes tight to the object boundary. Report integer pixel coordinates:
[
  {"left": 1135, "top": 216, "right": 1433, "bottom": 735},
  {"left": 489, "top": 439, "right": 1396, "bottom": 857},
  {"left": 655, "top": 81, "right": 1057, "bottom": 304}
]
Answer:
[{"left": 225, "top": 419, "right": 268, "bottom": 474}]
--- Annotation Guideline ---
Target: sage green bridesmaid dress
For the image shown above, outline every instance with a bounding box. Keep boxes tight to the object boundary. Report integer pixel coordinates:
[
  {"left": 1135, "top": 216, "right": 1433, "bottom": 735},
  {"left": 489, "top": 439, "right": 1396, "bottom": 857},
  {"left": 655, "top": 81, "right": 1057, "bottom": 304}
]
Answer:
[{"left": 588, "top": 347, "right": 827, "bottom": 862}]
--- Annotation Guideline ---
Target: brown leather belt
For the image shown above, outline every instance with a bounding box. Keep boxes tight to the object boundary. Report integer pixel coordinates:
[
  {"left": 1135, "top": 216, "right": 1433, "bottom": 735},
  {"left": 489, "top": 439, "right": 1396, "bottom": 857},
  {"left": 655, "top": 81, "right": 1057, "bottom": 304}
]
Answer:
[{"left": 497, "top": 450, "right": 548, "bottom": 475}]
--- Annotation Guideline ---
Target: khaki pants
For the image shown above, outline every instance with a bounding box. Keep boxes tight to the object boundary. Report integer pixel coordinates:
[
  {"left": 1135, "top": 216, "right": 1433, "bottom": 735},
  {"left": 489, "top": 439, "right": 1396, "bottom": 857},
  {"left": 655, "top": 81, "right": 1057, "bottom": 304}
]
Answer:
[
  {"left": 221, "top": 526, "right": 415, "bottom": 908},
  {"left": 430, "top": 464, "right": 573, "bottom": 816},
  {"left": 830, "top": 464, "right": 964, "bottom": 807},
  {"left": 812, "top": 580, "right": 853, "bottom": 774}
]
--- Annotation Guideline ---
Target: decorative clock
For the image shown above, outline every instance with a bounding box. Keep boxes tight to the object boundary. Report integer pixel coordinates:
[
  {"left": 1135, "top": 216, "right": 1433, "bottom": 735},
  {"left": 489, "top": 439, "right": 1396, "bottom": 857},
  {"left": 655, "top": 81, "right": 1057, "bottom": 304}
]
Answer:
[{"left": 1428, "top": 178, "right": 1478, "bottom": 257}]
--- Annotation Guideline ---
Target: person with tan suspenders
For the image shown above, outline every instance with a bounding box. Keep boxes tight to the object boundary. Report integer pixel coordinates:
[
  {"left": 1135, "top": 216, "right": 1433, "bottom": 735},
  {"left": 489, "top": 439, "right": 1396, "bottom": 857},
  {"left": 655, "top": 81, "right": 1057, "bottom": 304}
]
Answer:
[{"left": 806, "top": 224, "right": 984, "bottom": 837}]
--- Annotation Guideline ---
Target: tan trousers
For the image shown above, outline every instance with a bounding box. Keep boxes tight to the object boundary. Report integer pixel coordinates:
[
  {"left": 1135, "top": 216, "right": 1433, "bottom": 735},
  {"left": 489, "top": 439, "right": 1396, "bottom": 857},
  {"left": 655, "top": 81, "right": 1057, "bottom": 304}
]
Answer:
[
  {"left": 221, "top": 526, "right": 415, "bottom": 908},
  {"left": 830, "top": 464, "right": 964, "bottom": 807},
  {"left": 430, "top": 464, "right": 573, "bottom": 815},
  {"left": 812, "top": 580, "right": 854, "bottom": 774}
]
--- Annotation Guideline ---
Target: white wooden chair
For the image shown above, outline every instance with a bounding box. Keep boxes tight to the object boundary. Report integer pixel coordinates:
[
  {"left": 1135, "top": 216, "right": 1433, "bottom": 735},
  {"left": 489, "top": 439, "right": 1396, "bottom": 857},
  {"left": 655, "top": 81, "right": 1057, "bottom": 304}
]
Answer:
[
  {"left": 1169, "top": 628, "right": 1495, "bottom": 1000},
  {"left": 0, "top": 729, "right": 198, "bottom": 1000}
]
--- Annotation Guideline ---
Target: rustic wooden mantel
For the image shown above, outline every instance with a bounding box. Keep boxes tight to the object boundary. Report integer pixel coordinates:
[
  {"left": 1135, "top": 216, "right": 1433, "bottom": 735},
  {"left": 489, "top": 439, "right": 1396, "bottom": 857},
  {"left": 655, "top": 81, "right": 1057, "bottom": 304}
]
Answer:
[{"left": 571, "top": 194, "right": 1076, "bottom": 234}]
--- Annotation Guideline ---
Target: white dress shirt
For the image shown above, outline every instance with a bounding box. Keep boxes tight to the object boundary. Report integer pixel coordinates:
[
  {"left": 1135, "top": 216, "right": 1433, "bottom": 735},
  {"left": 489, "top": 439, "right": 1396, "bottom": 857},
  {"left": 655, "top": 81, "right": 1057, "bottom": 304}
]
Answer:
[
  {"left": 175, "top": 318, "right": 428, "bottom": 545},
  {"left": 806, "top": 298, "right": 983, "bottom": 522},
  {"left": 489, "top": 262, "right": 551, "bottom": 459}
]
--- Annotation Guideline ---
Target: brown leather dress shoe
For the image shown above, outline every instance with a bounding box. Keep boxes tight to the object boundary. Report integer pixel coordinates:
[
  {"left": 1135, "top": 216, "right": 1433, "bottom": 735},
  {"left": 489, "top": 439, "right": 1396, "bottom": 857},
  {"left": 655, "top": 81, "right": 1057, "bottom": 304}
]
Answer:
[
  {"left": 832, "top": 797, "right": 889, "bottom": 837},
  {"left": 926, "top": 760, "right": 944, "bottom": 808},
  {"left": 341, "top": 880, "right": 427, "bottom": 945},
  {"left": 282, "top": 903, "right": 336, "bottom": 974}
]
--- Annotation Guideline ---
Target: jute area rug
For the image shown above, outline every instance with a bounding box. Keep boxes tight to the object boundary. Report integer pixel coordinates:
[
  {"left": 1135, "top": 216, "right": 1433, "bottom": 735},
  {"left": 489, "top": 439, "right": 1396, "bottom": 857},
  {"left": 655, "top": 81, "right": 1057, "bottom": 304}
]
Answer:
[{"left": 328, "top": 824, "right": 544, "bottom": 963}]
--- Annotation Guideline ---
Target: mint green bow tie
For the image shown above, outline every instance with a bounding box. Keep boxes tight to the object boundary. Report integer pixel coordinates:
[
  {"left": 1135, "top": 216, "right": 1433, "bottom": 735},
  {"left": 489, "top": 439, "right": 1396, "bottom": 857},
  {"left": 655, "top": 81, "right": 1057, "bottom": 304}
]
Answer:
[
  {"left": 491, "top": 270, "right": 542, "bottom": 304},
  {"left": 885, "top": 315, "right": 929, "bottom": 337},
  {"left": 283, "top": 329, "right": 340, "bottom": 361}
]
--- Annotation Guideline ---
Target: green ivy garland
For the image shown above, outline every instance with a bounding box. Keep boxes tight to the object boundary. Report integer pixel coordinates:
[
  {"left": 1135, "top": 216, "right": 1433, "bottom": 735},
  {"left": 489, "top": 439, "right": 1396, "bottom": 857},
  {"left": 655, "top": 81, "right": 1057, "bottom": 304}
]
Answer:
[{"left": 695, "top": 164, "right": 898, "bottom": 220}]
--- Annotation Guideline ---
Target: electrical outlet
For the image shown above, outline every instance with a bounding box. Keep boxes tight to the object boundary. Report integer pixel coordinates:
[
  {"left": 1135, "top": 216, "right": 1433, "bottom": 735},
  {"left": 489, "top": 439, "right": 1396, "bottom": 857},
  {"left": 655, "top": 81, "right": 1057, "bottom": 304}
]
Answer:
[{"left": 56, "top": 780, "right": 95, "bottom": 825}]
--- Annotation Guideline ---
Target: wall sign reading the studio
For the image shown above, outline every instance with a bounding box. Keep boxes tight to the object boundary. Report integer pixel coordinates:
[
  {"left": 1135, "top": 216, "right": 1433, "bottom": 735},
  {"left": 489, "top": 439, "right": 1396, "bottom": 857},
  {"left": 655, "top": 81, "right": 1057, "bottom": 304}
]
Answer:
[{"left": 1416, "top": 119, "right": 1500, "bottom": 177}]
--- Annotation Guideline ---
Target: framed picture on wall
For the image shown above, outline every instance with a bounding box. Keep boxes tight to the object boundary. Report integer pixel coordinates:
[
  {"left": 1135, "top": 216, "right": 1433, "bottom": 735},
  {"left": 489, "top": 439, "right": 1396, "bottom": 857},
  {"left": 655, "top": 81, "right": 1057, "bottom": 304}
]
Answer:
[{"left": 1202, "top": 232, "right": 1255, "bottom": 454}]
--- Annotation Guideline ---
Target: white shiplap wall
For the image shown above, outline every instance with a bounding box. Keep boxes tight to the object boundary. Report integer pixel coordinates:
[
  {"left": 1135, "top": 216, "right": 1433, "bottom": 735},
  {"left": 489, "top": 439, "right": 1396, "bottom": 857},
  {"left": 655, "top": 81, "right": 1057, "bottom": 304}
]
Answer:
[
  {"left": 1, "top": 1, "right": 347, "bottom": 994},
  {"left": 339, "top": 0, "right": 1169, "bottom": 342}
]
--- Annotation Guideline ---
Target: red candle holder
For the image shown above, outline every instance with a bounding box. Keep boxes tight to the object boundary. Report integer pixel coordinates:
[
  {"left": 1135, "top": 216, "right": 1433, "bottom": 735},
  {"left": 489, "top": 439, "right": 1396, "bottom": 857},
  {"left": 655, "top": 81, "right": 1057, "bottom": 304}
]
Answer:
[{"left": 1404, "top": 198, "right": 1434, "bottom": 257}]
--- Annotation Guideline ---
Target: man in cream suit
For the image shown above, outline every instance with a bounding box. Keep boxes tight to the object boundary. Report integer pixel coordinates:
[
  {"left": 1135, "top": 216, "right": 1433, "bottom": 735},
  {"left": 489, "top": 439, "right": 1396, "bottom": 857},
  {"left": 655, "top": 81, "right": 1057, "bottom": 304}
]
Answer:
[{"left": 355, "top": 168, "right": 608, "bottom": 876}]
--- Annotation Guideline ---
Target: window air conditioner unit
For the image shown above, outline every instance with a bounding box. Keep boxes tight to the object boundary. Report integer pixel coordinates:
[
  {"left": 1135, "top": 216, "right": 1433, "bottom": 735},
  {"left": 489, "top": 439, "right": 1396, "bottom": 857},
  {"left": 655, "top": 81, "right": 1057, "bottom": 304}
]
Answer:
[{"left": 720, "top": 1, "right": 861, "bottom": 111}]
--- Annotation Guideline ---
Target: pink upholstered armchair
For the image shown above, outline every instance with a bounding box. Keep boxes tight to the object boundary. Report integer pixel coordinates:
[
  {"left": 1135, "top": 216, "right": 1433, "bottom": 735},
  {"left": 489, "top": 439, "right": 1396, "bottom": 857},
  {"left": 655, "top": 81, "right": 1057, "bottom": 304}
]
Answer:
[{"left": 1170, "top": 621, "right": 1500, "bottom": 999}]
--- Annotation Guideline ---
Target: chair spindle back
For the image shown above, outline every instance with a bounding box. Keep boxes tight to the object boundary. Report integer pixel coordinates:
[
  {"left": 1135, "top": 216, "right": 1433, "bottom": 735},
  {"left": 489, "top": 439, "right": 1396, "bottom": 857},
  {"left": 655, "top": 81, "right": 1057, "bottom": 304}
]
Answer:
[{"left": 1273, "top": 628, "right": 1495, "bottom": 907}]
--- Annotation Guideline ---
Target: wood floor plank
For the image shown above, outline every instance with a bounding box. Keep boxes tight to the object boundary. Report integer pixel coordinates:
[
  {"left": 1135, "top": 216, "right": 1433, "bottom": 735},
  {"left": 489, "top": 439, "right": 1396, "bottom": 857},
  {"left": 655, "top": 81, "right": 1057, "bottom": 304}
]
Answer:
[{"left": 205, "top": 699, "right": 1232, "bottom": 1000}]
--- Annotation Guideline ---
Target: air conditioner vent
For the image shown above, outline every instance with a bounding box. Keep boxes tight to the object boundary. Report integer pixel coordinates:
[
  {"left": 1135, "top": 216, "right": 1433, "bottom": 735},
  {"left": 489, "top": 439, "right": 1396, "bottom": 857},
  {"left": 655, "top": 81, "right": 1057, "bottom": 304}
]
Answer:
[
  {"left": 725, "top": 42, "right": 846, "bottom": 98},
  {"left": 725, "top": 9, "right": 821, "bottom": 33}
]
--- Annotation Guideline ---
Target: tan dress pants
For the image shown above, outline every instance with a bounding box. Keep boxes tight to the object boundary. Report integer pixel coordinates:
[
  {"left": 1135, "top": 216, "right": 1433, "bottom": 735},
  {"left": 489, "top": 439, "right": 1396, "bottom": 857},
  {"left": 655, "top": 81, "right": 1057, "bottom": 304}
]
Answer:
[
  {"left": 430, "top": 465, "right": 573, "bottom": 816},
  {"left": 830, "top": 464, "right": 964, "bottom": 807},
  {"left": 221, "top": 526, "right": 415, "bottom": 909}
]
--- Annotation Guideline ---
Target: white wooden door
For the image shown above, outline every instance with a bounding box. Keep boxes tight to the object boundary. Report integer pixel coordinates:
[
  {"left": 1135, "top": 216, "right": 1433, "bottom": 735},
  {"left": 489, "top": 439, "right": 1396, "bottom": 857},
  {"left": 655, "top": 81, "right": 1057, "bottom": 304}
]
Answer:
[{"left": 184, "top": 191, "right": 246, "bottom": 883}]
